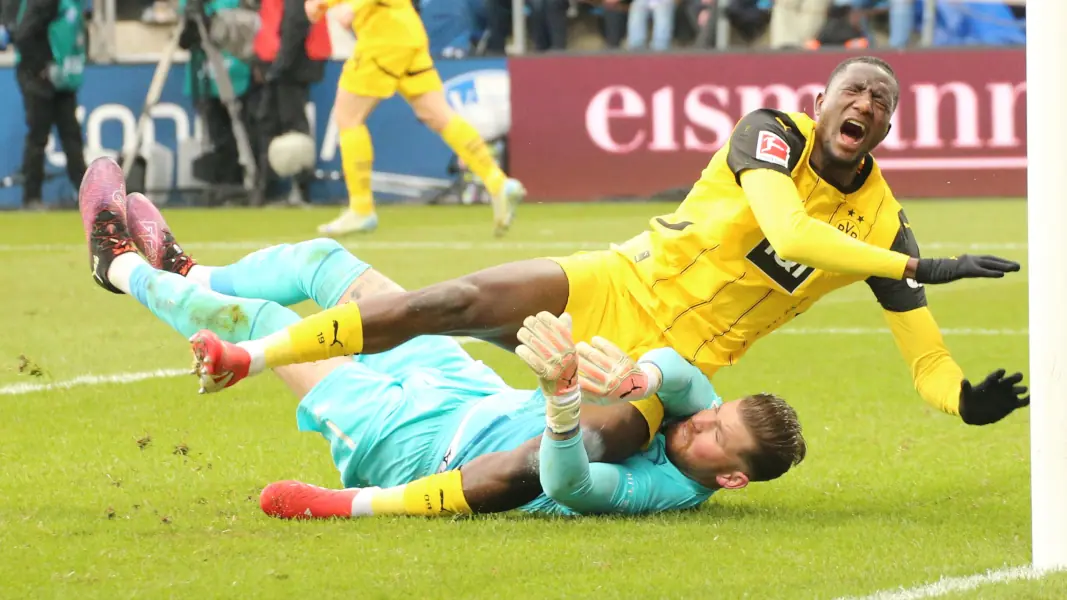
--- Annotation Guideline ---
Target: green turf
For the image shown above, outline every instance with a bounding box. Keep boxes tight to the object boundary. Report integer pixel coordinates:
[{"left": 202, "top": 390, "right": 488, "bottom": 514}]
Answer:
[{"left": 0, "top": 199, "right": 1044, "bottom": 599}]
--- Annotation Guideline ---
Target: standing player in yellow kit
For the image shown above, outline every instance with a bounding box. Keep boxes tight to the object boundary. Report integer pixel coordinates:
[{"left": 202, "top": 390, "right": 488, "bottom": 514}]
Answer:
[{"left": 307, "top": 0, "right": 525, "bottom": 236}]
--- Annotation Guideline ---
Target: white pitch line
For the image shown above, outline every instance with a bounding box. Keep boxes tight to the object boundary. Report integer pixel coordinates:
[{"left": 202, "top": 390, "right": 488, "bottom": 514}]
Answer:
[
  {"left": 0, "top": 368, "right": 187, "bottom": 396},
  {"left": 776, "top": 327, "right": 1027, "bottom": 336},
  {"left": 0, "top": 328, "right": 1027, "bottom": 397},
  {"left": 835, "top": 565, "right": 1061, "bottom": 600},
  {"left": 0, "top": 240, "right": 1028, "bottom": 253}
]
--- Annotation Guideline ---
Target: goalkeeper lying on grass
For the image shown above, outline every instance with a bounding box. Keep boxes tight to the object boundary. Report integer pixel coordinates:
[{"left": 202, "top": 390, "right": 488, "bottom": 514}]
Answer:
[{"left": 77, "top": 157, "right": 807, "bottom": 517}]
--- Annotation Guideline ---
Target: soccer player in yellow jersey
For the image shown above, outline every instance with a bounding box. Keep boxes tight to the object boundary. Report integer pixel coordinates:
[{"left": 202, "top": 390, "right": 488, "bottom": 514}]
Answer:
[
  {"left": 193, "top": 56, "right": 1029, "bottom": 434},
  {"left": 305, "top": 0, "right": 525, "bottom": 236}
]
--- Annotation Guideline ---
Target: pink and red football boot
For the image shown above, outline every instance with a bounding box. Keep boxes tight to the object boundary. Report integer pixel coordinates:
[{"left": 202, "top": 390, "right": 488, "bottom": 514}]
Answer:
[{"left": 78, "top": 157, "right": 138, "bottom": 294}]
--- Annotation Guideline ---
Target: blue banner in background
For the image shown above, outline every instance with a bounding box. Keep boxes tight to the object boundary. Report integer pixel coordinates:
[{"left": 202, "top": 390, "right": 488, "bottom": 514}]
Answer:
[{"left": 0, "top": 57, "right": 508, "bottom": 208}]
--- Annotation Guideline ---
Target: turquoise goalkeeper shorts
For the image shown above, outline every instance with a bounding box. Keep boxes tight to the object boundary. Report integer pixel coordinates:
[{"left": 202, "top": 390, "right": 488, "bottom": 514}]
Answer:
[{"left": 296, "top": 335, "right": 523, "bottom": 489}]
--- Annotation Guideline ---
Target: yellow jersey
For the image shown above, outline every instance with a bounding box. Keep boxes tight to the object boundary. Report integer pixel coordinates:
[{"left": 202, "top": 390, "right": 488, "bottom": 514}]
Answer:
[
  {"left": 614, "top": 109, "right": 926, "bottom": 376},
  {"left": 345, "top": 0, "right": 427, "bottom": 48}
]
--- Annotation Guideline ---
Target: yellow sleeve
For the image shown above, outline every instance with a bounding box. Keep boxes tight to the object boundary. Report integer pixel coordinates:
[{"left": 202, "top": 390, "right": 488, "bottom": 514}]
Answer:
[
  {"left": 883, "top": 307, "right": 964, "bottom": 415},
  {"left": 739, "top": 169, "right": 911, "bottom": 280},
  {"left": 628, "top": 396, "right": 665, "bottom": 449}
]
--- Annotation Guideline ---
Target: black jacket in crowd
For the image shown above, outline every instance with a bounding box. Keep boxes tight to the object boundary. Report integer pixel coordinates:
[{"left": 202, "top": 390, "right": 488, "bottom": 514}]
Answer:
[
  {"left": 265, "top": 0, "right": 324, "bottom": 86},
  {"left": 11, "top": 0, "right": 58, "bottom": 77}
]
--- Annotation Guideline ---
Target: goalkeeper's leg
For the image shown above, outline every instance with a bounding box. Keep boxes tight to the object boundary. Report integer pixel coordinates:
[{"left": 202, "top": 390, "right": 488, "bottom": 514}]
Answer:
[{"left": 127, "top": 191, "right": 388, "bottom": 310}]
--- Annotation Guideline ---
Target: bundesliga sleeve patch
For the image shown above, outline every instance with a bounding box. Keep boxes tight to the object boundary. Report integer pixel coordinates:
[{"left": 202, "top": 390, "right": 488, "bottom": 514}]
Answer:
[{"left": 755, "top": 130, "right": 790, "bottom": 168}]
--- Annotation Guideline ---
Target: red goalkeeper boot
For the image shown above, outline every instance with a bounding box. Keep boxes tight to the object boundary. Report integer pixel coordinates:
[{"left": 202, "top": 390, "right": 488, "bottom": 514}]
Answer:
[
  {"left": 260, "top": 480, "right": 362, "bottom": 520},
  {"left": 189, "top": 330, "right": 251, "bottom": 393}
]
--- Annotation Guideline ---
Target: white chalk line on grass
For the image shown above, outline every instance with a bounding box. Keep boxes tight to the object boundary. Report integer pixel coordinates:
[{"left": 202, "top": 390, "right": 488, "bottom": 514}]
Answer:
[
  {"left": 0, "top": 240, "right": 1029, "bottom": 253},
  {"left": 778, "top": 327, "right": 1027, "bottom": 336},
  {"left": 834, "top": 565, "right": 1062, "bottom": 600},
  {"left": 0, "top": 328, "right": 1028, "bottom": 397},
  {"left": 0, "top": 368, "right": 188, "bottom": 395}
]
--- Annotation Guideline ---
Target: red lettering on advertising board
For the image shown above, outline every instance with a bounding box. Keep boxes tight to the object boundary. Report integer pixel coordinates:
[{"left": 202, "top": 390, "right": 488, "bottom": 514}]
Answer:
[{"left": 510, "top": 49, "right": 1025, "bottom": 201}]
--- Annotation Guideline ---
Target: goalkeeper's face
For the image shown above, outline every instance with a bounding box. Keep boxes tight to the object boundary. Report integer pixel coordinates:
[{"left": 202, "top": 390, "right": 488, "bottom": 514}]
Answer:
[{"left": 664, "top": 401, "right": 758, "bottom": 491}]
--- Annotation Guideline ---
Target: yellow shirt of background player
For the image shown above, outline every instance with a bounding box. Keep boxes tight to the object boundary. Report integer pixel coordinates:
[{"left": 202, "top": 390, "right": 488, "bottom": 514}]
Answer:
[{"left": 342, "top": 0, "right": 427, "bottom": 49}]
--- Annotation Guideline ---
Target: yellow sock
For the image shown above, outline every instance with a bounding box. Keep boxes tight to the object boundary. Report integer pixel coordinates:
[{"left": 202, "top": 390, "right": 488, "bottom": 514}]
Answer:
[
  {"left": 340, "top": 125, "right": 375, "bottom": 216},
  {"left": 368, "top": 471, "right": 472, "bottom": 517},
  {"left": 262, "top": 302, "right": 364, "bottom": 368},
  {"left": 439, "top": 116, "right": 506, "bottom": 196}
]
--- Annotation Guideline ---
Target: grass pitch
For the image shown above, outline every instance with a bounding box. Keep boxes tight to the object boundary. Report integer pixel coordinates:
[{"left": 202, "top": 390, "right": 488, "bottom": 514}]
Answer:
[{"left": 0, "top": 199, "right": 1057, "bottom": 599}]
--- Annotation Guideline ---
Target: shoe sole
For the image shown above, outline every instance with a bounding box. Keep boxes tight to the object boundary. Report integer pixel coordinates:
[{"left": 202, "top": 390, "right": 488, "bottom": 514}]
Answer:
[{"left": 189, "top": 333, "right": 231, "bottom": 394}]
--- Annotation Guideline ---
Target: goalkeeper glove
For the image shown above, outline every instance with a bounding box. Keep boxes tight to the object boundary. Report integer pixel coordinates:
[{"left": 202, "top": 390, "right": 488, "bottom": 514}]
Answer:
[
  {"left": 516, "top": 312, "right": 581, "bottom": 434},
  {"left": 958, "top": 369, "right": 1030, "bottom": 426},
  {"left": 577, "top": 336, "right": 661, "bottom": 403},
  {"left": 914, "top": 255, "right": 1020, "bottom": 285}
]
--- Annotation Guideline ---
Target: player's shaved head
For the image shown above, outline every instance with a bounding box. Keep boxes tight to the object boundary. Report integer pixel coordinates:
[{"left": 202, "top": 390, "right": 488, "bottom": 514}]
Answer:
[{"left": 827, "top": 56, "right": 900, "bottom": 108}]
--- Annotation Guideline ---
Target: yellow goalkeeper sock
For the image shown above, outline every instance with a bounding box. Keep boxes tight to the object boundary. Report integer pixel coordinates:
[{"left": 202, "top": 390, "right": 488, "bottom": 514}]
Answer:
[
  {"left": 362, "top": 471, "right": 472, "bottom": 517},
  {"left": 340, "top": 125, "right": 375, "bottom": 217},
  {"left": 245, "top": 302, "right": 364, "bottom": 371},
  {"left": 439, "top": 116, "right": 506, "bottom": 196}
]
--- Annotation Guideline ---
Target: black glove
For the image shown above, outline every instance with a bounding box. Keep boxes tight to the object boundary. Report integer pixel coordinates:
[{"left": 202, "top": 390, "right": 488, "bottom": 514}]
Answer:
[
  {"left": 914, "top": 255, "right": 1019, "bottom": 284},
  {"left": 958, "top": 369, "right": 1030, "bottom": 425}
]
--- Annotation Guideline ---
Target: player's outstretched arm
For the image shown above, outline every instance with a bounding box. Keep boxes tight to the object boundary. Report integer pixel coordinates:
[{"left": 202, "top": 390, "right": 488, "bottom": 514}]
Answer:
[
  {"left": 741, "top": 169, "right": 912, "bottom": 279},
  {"left": 884, "top": 307, "right": 1029, "bottom": 425},
  {"left": 727, "top": 110, "right": 1019, "bottom": 284},
  {"left": 867, "top": 211, "right": 1028, "bottom": 425}
]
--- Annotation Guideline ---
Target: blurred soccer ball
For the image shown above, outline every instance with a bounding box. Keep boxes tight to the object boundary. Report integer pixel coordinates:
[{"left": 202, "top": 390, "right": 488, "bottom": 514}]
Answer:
[{"left": 268, "top": 132, "right": 316, "bottom": 177}]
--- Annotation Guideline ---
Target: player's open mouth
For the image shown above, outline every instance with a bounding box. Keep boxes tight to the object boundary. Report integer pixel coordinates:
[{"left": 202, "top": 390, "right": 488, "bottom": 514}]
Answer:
[{"left": 839, "top": 119, "right": 867, "bottom": 146}]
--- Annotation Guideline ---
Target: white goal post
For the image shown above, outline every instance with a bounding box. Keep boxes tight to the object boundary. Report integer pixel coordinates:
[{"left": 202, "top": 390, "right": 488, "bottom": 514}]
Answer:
[{"left": 1027, "top": 0, "right": 1067, "bottom": 573}]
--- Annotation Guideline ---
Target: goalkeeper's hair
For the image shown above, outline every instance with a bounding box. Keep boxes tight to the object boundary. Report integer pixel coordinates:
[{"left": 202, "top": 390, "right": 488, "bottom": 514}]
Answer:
[{"left": 737, "top": 393, "right": 807, "bottom": 483}]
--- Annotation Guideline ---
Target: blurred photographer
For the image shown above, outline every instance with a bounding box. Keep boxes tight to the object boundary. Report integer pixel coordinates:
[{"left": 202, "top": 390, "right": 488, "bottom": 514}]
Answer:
[
  {"left": 253, "top": 0, "right": 330, "bottom": 205},
  {"left": 11, "top": 0, "right": 87, "bottom": 210},
  {"left": 179, "top": 0, "right": 257, "bottom": 202}
]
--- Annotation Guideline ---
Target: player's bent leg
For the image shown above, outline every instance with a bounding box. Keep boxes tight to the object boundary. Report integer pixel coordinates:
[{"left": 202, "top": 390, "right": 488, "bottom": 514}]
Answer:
[
  {"left": 204, "top": 238, "right": 370, "bottom": 308},
  {"left": 224, "top": 258, "right": 571, "bottom": 380},
  {"left": 318, "top": 82, "right": 383, "bottom": 237},
  {"left": 264, "top": 357, "right": 480, "bottom": 519},
  {"left": 260, "top": 470, "right": 472, "bottom": 520},
  {"left": 331, "top": 263, "right": 406, "bottom": 306},
  {"left": 407, "top": 88, "right": 525, "bottom": 237},
  {"left": 359, "top": 258, "right": 571, "bottom": 351},
  {"left": 78, "top": 163, "right": 302, "bottom": 392},
  {"left": 264, "top": 395, "right": 661, "bottom": 520},
  {"left": 272, "top": 357, "right": 353, "bottom": 400}
]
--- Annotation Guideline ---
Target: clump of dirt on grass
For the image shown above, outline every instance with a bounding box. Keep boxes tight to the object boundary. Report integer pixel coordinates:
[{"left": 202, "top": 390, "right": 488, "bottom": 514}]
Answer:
[
  {"left": 16, "top": 355, "right": 44, "bottom": 378},
  {"left": 135, "top": 434, "right": 152, "bottom": 450}
]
